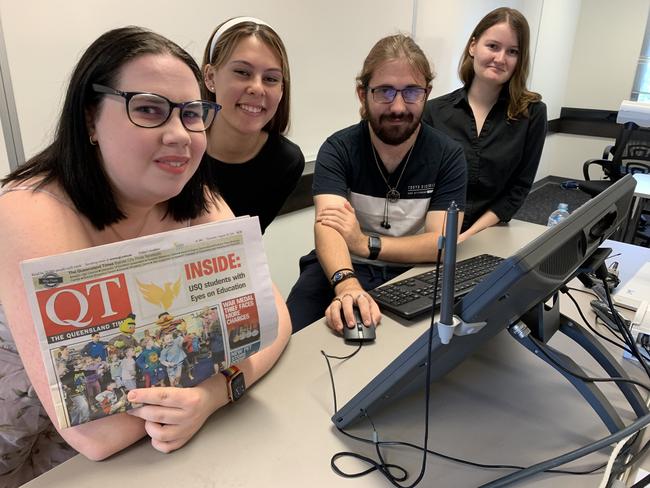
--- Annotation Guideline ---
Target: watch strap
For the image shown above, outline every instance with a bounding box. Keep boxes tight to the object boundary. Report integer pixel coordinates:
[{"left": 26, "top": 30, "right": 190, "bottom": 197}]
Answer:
[
  {"left": 221, "top": 365, "right": 244, "bottom": 402},
  {"left": 330, "top": 270, "right": 357, "bottom": 288},
  {"left": 368, "top": 235, "right": 381, "bottom": 260}
]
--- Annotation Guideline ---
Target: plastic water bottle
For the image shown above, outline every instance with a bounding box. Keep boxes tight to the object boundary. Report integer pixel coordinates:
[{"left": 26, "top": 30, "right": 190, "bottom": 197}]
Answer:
[{"left": 547, "top": 203, "right": 570, "bottom": 227}]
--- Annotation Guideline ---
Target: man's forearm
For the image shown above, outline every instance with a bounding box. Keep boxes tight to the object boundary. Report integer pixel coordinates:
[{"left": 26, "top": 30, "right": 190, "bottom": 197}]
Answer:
[
  {"left": 315, "top": 222, "right": 356, "bottom": 280},
  {"left": 373, "top": 232, "right": 441, "bottom": 263}
]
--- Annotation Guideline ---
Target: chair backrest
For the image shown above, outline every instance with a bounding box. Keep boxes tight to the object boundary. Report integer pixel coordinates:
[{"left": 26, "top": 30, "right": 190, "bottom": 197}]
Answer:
[
  {"left": 608, "top": 124, "right": 650, "bottom": 181},
  {"left": 625, "top": 161, "right": 650, "bottom": 174}
]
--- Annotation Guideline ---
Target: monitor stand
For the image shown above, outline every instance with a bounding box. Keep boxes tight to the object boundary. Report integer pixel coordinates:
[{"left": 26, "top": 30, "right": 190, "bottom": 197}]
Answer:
[{"left": 508, "top": 293, "right": 648, "bottom": 434}]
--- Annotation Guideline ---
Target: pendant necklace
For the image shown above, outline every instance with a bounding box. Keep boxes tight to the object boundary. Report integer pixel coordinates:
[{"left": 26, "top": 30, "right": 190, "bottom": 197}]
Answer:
[
  {"left": 371, "top": 143, "right": 414, "bottom": 230},
  {"left": 109, "top": 208, "right": 155, "bottom": 242}
]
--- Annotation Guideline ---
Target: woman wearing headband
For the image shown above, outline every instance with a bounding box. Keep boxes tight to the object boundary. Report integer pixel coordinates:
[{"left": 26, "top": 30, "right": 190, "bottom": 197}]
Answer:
[
  {"left": 423, "top": 7, "right": 547, "bottom": 241},
  {"left": 0, "top": 27, "right": 291, "bottom": 486},
  {"left": 202, "top": 17, "right": 304, "bottom": 233}
]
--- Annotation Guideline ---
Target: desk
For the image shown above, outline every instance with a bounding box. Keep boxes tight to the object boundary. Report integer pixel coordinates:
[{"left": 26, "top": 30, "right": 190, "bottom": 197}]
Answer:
[
  {"left": 624, "top": 173, "right": 650, "bottom": 243},
  {"left": 24, "top": 220, "right": 650, "bottom": 488}
]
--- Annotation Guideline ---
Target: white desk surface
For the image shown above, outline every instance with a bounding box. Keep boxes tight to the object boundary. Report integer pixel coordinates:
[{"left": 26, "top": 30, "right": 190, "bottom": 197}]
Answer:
[
  {"left": 633, "top": 173, "right": 650, "bottom": 199},
  {"left": 24, "top": 220, "right": 650, "bottom": 488}
]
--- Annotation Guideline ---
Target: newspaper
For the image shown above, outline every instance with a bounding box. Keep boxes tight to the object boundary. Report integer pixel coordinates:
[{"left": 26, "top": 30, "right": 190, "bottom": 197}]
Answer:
[{"left": 20, "top": 216, "right": 277, "bottom": 429}]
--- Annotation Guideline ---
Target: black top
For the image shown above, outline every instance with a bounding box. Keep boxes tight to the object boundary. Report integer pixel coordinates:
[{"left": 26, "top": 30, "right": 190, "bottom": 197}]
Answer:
[
  {"left": 313, "top": 120, "right": 466, "bottom": 237},
  {"left": 203, "top": 133, "right": 305, "bottom": 233},
  {"left": 423, "top": 87, "right": 547, "bottom": 231}
]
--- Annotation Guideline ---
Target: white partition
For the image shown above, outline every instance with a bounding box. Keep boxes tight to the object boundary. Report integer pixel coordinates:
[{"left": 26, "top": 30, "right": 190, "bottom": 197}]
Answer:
[
  {"left": 0, "top": 0, "right": 414, "bottom": 163},
  {"left": 0, "top": 121, "right": 8, "bottom": 178}
]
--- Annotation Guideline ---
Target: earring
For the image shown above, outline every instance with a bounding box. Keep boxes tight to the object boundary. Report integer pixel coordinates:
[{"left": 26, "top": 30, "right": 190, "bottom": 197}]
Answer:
[{"left": 89, "top": 135, "right": 97, "bottom": 146}]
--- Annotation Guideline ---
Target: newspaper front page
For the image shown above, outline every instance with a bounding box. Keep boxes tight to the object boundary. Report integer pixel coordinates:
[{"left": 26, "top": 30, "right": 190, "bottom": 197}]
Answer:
[{"left": 21, "top": 216, "right": 277, "bottom": 429}]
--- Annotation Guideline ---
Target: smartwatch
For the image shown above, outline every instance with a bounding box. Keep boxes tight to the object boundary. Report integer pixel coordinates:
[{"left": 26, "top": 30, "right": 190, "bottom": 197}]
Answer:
[
  {"left": 221, "top": 365, "right": 246, "bottom": 402},
  {"left": 368, "top": 235, "right": 382, "bottom": 260}
]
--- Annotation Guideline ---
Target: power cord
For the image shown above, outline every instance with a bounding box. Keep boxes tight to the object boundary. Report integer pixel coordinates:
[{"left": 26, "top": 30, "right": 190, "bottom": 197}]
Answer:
[
  {"left": 530, "top": 335, "right": 650, "bottom": 393},
  {"left": 322, "top": 248, "right": 608, "bottom": 484},
  {"left": 321, "top": 249, "right": 443, "bottom": 487},
  {"left": 563, "top": 289, "right": 631, "bottom": 353},
  {"left": 601, "top": 277, "right": 650, "bottom": 379}
]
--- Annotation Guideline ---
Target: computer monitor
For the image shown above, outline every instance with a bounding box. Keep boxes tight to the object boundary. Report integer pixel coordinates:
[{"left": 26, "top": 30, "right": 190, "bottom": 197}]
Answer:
[{"left": 332, "top": 174, "right": 637, "bottom": 429}]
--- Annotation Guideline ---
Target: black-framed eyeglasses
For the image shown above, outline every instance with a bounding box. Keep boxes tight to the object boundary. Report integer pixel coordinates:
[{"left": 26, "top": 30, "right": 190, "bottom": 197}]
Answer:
[
  {"left": 92, "top": 84, "right": 221, "bottom": 132},
  {"left": 369, "top": 86, "right": 428, "bottom": 104}
]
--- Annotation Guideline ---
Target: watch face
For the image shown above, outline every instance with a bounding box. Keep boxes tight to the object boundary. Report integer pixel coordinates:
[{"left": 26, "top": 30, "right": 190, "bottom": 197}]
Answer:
[
  {"left": 369, "top": 236, "right": 380, "bottom": 251},
  {"left": 231, "top": 373, "right": 246, "bottom": 401}
]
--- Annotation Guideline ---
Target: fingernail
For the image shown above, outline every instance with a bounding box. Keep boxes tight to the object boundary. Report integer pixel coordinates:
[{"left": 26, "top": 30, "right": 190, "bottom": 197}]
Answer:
[{"left": 128, "top": 392, "right": 136, "bottom": 401}]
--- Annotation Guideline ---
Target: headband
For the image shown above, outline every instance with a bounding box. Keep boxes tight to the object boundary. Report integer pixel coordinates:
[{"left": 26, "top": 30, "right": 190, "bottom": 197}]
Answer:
[{"left": 208, "top": 17, "right": 271, "bottom": 61}]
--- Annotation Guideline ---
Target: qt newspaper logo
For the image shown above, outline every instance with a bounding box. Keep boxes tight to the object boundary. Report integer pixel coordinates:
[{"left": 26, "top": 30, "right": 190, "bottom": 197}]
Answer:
[{"left": 35, "top": 273, "right": 133, "bottom": 336}]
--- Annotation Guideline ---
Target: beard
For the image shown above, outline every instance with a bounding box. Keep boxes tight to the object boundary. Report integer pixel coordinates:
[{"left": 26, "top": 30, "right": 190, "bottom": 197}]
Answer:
[{"left": 365, "top": 99, "right": 421, "bottom": 146}]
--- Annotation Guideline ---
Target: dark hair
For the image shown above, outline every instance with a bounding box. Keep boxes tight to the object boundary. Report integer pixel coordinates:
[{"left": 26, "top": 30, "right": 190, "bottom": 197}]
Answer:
[
  {"left": 356, "top": 34, "right": 434, "bottom": 119},
  {"left": 2, "top": 26, "right": 219, "bottom": 230},
  {"left": 458, "top": 7, "right": 541, "bottom": 119},
  {"left": 202, "top": 19, "right": 291, "bottom": 135}
]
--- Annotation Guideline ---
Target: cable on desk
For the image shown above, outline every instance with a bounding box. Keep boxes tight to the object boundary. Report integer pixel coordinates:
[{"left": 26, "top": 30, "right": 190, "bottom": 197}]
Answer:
[
  {"left": 602, "top": 281, "right": 650, "bottom": 379},
  {"left": 530, "top": 335, "right": 650, "bottom": 393},
  {"left": 322, "top": 248, "right": 444, "bottom": 487},
  {"left": 563, "top": 289, "right": 629, "bottom": 353},
  {"left": 478, "top": 413, "right": 650, "bottom": 488},
  {"left": 321, "top": 249, "right": 607, "bottom": 485},
  {"left": 566, "top": 285, "right": 602, "bottom": 299}
]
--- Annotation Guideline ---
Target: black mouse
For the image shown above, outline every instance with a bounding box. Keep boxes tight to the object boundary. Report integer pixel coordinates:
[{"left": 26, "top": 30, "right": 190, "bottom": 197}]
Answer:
[{"left": 342, "top": 306, "right": 376, "bottom": 342}]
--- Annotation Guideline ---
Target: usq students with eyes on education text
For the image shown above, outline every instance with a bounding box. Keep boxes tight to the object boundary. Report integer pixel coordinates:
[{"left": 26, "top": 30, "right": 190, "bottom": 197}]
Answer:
[
  {"left": 201, "top": 17, "right": 305, "bottom": 234},
  {"left": 0, "top": 27, "right": 290, "bottom": 487},
  {"left": 286, "top": 34, "right": 467, "bottom": 334},
  {"left": 423, "top": 7, "right": 547, "bottom": 242}
]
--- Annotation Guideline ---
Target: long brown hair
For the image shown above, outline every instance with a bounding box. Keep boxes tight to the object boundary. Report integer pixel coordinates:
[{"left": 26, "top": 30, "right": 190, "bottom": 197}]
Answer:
[
  {"left": 202, "top": 19, "right": 291, "bottom": 134},
  {"left": 459, "top": 7, "right": 541, "bottom": 119},
  {"left": 356, "top": 34, "right": 434, "bottom": 119}
]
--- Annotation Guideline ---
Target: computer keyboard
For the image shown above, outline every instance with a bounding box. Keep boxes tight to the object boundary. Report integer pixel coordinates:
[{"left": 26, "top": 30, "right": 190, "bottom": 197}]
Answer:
[{"left": 368, "top": 254, "right": 504, "bottom": 319}]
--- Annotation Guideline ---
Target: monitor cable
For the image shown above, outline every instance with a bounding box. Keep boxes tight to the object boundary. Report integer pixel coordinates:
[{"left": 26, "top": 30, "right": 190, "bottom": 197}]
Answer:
[
  {"left": 563, "top": 288, "right": 631, "bottom": 354},
  {"left": 322, "top": 319, "right": 609, "bottom": 481},
  {"left": 321, "top": 247, "right": 443, "bottom": 487},
  {"left": 477, "top": 331, "right": 650, "bottom": 487},
  {"left": 321, "top": 233, "right": 608, "bottom": 484},
  {"left": 600, "top": 275, "right": 650, "bottom": 380}
]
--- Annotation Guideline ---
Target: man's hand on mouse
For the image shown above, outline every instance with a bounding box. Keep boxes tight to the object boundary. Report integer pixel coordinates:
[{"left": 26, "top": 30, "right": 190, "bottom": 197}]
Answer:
[{"left": 325, "top": 279, "right": 381, "bottom": 333}]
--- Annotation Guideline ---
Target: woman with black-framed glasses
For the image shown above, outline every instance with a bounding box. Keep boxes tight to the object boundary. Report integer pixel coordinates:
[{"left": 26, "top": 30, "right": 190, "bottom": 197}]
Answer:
[{"left": 0, "top": 26, "right": 291, "bottom": 487}]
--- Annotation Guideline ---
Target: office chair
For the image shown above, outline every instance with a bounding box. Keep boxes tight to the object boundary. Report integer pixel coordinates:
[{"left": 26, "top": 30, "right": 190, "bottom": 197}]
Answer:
[{"left": 579, "top": 122, "right": 650, "bottom": 197}]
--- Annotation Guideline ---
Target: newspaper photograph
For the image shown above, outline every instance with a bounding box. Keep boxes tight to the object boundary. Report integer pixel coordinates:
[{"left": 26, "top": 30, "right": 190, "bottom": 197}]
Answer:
[{"left": 20, "top": 216, "right": 277, "bottom": 429}]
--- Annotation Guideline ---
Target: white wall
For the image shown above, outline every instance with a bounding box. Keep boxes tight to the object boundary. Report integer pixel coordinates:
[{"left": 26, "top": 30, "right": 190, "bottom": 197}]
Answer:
[
  {"left": 0, "top": 0, "right": 414, "bottom": 164},
  {"left": 538, "top": 0, "right": 648, "bottom": 180},
  {"left": 415, "top": 0, "right": 542, "bottom": 98},
  {"left": 263, "top": 207, "right": 314, "bottom": 298},
  {"left": 565, "top": 0, "right": 650, "bottom": 111}
]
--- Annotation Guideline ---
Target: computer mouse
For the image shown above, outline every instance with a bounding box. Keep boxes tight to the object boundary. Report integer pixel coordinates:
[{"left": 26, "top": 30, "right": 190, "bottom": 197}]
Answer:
[{"left": 342, "top": 306, "right": 376, "bottom": 342}]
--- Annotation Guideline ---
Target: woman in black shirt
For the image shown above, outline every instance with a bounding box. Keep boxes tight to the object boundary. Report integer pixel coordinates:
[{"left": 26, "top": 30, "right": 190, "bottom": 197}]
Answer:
[
  {"left": 423, "top": 7, "right": 547, "bottom": 241},
  {"left": 201, "top": 17, "right": 305, "bottom": 233}
]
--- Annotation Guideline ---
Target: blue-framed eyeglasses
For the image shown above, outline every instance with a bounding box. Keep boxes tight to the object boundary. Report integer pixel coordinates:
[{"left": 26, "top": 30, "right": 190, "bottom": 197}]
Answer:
[
  {"left": 369, "top": 86, "right": 428, "bottom": 104},
  {"left": 92, "top": 84, "right": 221, "bottom": 132}
]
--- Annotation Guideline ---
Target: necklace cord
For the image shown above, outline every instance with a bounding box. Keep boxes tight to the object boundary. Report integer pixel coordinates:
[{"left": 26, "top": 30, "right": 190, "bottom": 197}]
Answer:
[{"left": 371, "top": 143, "right": 415, "bottom": 230}]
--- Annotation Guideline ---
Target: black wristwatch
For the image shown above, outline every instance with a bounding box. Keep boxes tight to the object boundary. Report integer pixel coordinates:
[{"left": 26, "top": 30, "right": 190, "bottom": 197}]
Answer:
[
  {"left": 221, "top": 365, "right": 246, "bottom": 402},
  {"left": 368, "top": 235, "right": 382, "bottom": 260}
]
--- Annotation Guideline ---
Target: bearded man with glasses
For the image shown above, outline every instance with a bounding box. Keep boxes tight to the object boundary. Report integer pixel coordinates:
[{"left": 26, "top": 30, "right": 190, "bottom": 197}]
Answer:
[{"left": 287, "top": 34, "right": 467, "bottom": 335}]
